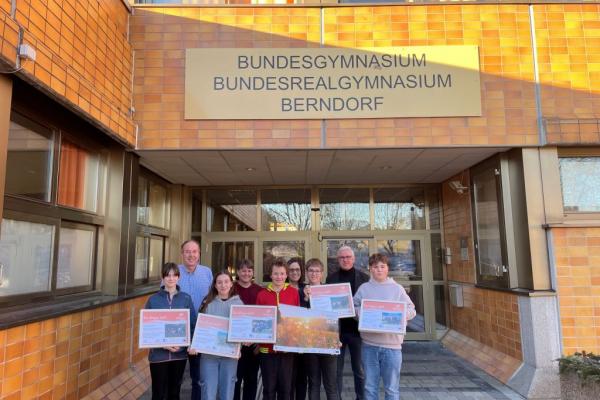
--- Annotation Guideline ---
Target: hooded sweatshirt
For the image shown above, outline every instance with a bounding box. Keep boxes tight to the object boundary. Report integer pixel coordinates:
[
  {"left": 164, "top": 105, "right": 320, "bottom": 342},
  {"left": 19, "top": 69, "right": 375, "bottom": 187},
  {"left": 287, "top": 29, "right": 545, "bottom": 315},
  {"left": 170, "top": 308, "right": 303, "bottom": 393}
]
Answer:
[{"left": 353, "top": 278, "right": 417, "bottom": 349}]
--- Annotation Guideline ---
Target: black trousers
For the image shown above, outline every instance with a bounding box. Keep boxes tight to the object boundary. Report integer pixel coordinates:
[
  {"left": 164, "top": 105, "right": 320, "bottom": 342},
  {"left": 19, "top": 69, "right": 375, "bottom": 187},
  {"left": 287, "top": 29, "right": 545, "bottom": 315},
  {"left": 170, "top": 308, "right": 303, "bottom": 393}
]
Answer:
[
  {"left": 150, "top": 359, "right": 187, "bottom": 400},
  {"left": 337, "top": 332, "right": 365, "bottom": 400},
  {"left": 291, "top": 353, "right": 308, "bottom": 400},
  {"left": 259, "top": 352, "right": 295, "bottom": 400},
  {"left": 306, "top": 354, "right": 339, "bottom": 400},
  {"left": 234, "top": 345, "right": 260, "bottom": 400}
]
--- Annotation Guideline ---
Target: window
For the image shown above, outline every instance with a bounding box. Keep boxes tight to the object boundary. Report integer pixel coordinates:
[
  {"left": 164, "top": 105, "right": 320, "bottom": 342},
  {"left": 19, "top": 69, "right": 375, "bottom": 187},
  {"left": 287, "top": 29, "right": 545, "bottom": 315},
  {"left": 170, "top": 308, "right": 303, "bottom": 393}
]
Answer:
[
  {"left": 261, "top": 189, "right": 311, "bottom": 231},
  {"left": 134, "top": 170, "right": 170, "bottom": 285},
  {"left": 1, "top": 111, "right": 106, "bottom": 305},
  {"left": 373, "top": 188, "right": 425, "bottom": 230},
  {"left": 206, "top": 189, "right": 257, "bottom": 232},
  {"left": 320, "top": 188, "right": 370, "bottom": 230},
  {"left": 559, "top": 157, "right": 600, "bottom": 213},
  {"left": 471, "top": 158, "right": 509, "bottom": 288}
]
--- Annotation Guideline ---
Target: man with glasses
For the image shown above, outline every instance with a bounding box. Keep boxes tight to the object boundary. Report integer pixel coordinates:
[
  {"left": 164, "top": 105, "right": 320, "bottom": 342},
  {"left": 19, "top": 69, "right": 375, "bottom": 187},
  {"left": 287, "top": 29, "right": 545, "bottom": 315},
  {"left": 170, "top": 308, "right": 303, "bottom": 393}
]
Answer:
[{"left": 326, "top": 246, "right": 369, "bottom": 400}]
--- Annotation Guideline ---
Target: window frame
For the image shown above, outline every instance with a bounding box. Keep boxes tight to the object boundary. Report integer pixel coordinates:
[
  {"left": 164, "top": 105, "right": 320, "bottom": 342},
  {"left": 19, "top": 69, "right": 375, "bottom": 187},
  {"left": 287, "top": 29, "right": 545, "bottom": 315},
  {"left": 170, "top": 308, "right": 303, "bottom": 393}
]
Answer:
[
  {"left": 133, "top": 168, "right": 170, "bottom": 286},
  {"left": 1, "top": 109, "right": 106, "bottom": 307},
  {"left": 557, "top": 149, "right": 600, "bottom": 222},
  {"left": 470, "top": 156, "right": 511, "bottom": 289}
]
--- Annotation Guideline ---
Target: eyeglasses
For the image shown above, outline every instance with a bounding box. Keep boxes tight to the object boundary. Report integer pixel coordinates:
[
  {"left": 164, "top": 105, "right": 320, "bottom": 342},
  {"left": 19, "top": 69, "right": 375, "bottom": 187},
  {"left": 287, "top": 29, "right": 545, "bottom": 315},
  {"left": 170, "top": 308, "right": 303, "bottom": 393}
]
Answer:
[
  {"left": 338, "top": 256, "right": 353, "bottom": 260},
  {"left": 307, "top": 269, "right": 322, "bottom": 274},
  {"left": 289, "top": 268, "right": 301, "bottom": 272}
]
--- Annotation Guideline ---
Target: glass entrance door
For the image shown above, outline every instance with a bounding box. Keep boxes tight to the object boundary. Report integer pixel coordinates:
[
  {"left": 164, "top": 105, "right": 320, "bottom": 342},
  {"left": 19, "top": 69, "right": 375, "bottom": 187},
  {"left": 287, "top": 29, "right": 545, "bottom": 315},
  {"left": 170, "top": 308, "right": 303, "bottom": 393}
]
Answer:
[{"left": 322, "top": 234, "right": 436, "bottom": 340}]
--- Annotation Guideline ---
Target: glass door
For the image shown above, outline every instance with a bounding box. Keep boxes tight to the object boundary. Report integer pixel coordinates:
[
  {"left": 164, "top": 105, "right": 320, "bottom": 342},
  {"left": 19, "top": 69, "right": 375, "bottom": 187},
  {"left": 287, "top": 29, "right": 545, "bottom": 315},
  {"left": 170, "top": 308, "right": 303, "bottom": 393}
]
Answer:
[{"left": 322, "top": 233, "right": 436, "bottom": 340}]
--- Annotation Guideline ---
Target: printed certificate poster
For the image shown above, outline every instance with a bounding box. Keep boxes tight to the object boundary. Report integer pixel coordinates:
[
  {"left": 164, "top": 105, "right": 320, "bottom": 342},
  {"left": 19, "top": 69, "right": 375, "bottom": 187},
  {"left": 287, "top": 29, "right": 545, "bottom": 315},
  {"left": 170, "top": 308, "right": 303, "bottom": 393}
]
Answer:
[
  {"left": 228, "top": 305, "right": 278, "bottom": 343},
  {"left": 274, "top": 304, "right": 340, "bottom": 355},
  {"left": 309, "top": 283, "right": 356, "bottom": 318},
  {"left": 358, "top": 300, "right": 407, "bottom": 334},
  {"left": 139, "top": 309, "right": 191, "bottom": 348},
  {"left": 191, "top": 314, "right": 241, "bottom": 359}
]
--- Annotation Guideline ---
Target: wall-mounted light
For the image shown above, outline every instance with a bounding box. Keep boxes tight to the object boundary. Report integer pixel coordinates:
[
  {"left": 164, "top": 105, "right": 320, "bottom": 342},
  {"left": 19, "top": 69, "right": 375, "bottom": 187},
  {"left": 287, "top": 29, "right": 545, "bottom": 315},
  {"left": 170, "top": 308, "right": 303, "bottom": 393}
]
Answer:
[{"left": 448, "top": 180, "right": 469, "bottom": 194}]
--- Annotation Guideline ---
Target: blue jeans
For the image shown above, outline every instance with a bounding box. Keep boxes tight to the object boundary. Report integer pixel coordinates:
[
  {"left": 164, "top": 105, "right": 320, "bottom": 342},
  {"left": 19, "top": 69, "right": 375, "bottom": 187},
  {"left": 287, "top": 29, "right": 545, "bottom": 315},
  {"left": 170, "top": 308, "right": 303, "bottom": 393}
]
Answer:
[
  {"left": 200, "top": 354, "right": 239, "bottom": 400},
  {"left": 337, "top": 332, "right": 364, "bottom": 400},
  {"left": 361, "top": 343, "right": 402, "bottom": 400},
  {"left": 190, "top": 354, "right": 202, "bottom": 400}
]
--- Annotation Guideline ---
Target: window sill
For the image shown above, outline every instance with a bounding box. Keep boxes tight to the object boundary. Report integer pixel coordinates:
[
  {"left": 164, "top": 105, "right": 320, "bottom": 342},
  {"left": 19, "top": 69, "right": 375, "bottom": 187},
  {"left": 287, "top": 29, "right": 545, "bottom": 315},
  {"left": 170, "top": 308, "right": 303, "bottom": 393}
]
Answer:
[
  {"left": 474, "top": 284, "right": 556, "bottom": 297},
  {"left": 0, "top": 290, "right": 154, "bottom": 330}
]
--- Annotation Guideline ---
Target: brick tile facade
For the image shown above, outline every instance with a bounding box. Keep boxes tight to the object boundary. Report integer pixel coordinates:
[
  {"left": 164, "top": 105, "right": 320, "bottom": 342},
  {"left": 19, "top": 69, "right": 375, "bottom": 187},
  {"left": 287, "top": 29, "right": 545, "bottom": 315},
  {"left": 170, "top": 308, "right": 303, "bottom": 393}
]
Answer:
[
  {"left": 0, "top": 0, "right": 135, "bottom": 145},
  {"left": 0, "top": 296, "right": 149, "bottom": 399},
  {"left": 553, "top": 227, "right": 600, "bottom": 355}
]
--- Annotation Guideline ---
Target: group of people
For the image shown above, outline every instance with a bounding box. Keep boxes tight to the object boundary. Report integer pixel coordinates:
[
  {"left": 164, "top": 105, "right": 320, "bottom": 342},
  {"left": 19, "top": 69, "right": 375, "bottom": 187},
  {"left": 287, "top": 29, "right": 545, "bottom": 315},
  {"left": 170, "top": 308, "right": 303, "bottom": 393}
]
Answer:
[{"left": 145, "top": 240, "right": 416, "bottom": 400}]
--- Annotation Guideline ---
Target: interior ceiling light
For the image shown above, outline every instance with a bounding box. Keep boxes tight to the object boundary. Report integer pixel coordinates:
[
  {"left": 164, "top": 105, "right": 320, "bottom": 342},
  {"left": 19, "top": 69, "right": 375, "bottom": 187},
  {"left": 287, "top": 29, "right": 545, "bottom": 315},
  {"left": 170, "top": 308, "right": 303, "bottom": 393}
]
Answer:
[
  {"left": 246, "top": 167, "right": 256, "bottom": 172},
  {"left": 379, "top": 165, "right": 392, "bottom": 171}
]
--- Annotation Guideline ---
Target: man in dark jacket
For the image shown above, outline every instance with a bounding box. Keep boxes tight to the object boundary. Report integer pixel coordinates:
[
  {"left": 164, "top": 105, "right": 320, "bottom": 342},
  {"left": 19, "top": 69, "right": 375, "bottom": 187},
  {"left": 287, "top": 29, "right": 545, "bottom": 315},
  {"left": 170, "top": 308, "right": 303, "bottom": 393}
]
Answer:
[{"left": 326, "top": 246, "right": 369, "bottom": 400}]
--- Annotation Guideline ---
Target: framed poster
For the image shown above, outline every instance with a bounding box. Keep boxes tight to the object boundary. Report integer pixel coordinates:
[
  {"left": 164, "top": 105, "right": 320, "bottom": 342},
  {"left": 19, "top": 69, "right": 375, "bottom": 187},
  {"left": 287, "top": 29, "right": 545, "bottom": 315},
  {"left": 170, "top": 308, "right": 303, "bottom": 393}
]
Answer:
[
  {"left": 274, "top": 304, "right": 340, "bottom": 355},
  {"left": 228, "top": 305, "right": 278, "bottom": 343},
  {"left": 139, "top": 309, "right": 191, "bottom": 348},
  {"left": 358, "top": 300, "right": 407, "bottom": 334},
  {"left": 191, "top": 314, "right": 241, "bottom": 359},
  {"left": 309, "top": 283, "right": 356, "bottom": 318}
]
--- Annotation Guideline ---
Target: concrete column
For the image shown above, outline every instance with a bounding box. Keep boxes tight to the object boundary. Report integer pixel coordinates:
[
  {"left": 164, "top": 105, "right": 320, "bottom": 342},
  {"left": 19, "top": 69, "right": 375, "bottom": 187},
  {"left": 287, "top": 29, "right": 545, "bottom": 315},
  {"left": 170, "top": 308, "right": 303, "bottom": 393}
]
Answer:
[{"left": 508, "top": 295, "right": 561, "bottom": 399}]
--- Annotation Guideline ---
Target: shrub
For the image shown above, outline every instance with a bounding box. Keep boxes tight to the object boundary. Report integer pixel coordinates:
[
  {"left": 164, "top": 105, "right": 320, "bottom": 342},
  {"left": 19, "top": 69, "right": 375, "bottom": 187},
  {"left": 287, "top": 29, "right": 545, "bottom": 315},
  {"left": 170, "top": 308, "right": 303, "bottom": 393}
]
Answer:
[{"left": 559, "top": 352, "right": 600, "bottom": 385}]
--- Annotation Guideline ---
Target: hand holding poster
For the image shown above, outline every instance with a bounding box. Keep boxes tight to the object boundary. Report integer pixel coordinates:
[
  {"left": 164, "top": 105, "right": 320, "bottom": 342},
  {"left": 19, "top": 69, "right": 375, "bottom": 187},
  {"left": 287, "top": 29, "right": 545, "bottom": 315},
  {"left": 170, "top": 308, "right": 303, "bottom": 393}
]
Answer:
[
  {"left": 139, "top": 309, "right": 191, "bottom": 348},
  {"left": 228, "top": 305, "right": 277, "bottom": 343},
  {"left": 191, "top": 314, "right": 241, "bottom": 359},
  {"left": 358, "top": 300, "right": 407, "bottom": 334},
  {"left": 274, "top": 304, "right": 340, "bottom": 355},
  {"left": 309, "top": 283, "right": 355, "bottom": 318}
]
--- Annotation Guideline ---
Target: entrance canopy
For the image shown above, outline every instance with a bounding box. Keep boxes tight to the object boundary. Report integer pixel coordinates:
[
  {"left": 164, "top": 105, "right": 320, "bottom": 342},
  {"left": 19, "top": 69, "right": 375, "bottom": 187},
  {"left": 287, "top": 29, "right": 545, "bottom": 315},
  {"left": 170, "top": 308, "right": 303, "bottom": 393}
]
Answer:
[{"left": 136, "top": 147, "right": 508, "bottom": 186}]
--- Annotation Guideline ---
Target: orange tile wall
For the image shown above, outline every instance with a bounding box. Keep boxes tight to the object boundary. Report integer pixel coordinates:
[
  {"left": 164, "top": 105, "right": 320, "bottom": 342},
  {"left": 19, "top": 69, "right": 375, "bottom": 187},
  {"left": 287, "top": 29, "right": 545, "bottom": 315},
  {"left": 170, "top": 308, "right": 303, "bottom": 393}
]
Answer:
[
  {"left": 442, "top": 173, "right": 523, "bottom": 361},
  {"left": 131, "top": 4, "right": 543, "bottom": 149},
  {"left": 442, "top": 172, "right": 476, "bottom": 284},
  {"left": 131, "top": 7, "right": 323, "bottom": 149},
  {"left": 534, "top": 4, "right": 600, "bottom": 144},
  {"left": 0, "top": 296, "right": 149, "bottom": 400},
  {"left": 553, "top": 227, "right": 600, "bottom": 355},
  {"left": 0, "top": 0, "right": 135, "bottom": 145}
]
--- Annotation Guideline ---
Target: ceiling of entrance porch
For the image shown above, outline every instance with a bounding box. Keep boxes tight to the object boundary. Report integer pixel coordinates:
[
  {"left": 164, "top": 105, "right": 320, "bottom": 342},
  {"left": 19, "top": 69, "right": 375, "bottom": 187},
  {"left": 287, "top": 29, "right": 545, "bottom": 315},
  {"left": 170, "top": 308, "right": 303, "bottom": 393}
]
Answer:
[{"left": 136, "top": 147, "right": 508, "bottom": 186}]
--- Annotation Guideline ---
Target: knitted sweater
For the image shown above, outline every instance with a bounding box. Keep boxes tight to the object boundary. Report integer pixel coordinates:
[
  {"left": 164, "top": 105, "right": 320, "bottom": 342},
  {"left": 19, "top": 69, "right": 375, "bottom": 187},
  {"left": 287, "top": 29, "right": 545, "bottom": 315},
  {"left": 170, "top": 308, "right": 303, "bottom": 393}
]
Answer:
[{"left": 353, "top": 278, "right": 416, "bottom": 350}]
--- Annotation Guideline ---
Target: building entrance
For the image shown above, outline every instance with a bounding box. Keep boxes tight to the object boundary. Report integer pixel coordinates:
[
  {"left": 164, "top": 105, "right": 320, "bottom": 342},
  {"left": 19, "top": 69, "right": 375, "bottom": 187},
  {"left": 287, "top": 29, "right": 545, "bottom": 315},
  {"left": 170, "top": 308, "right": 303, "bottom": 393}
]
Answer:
[{"left": 194, "top": 186, "right": 447, "bottom": 340}]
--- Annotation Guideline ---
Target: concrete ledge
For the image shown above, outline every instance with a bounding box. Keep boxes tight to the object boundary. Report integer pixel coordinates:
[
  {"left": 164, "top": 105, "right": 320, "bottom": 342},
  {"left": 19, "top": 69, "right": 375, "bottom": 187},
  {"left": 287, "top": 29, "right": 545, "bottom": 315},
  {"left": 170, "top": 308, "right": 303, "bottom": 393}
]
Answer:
[{"left": 442, "top": 329, "right": 522, "bottom": 384}]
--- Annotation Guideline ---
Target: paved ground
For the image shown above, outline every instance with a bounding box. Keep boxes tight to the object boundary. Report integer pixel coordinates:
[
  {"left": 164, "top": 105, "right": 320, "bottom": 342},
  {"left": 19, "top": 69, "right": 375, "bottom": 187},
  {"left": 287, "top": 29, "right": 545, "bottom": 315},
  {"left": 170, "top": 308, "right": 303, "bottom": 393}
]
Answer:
[{"left": 140, "top": 342, "right": 524, "bottom": 400}]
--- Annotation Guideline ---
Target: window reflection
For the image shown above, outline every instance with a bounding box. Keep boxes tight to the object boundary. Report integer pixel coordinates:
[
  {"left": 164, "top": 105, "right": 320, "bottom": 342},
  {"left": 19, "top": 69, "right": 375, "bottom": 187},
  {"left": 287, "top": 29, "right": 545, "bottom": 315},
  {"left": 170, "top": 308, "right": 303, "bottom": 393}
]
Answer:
[
  {"left": 373, "top": 188, "right": 425, "bottom": 230},
  {"left": 262, "top": 241, "right": 305, "bottom": 281},
  {"left": 207, "top": 190, "right": 257, "bottom": 232},
  {"left": 6, "top": 120, "right": 53, "bottom": 202},
  {"left": 212, "top": 241, "right": 255, "bottom": 277},
  {"left": 325, "top": 239, "right": 369, "bottom": 276},
  {"left": 57, "top": 226, "right": 95, "bottom": 289},
  {"left": 320, "top": 188, "right": 370, "bottom": 231},
  {"left": 0, "top": 219, "right": 54, "bottom": 296},
  {"left": 376, "top": 240, "right": 421, "bottom": 280},
  {"left": 261, "top": 189, "right": 311, "bottom": 231},
  {"left": 559, "top": 157, "right": 600, "bottom": 212}
]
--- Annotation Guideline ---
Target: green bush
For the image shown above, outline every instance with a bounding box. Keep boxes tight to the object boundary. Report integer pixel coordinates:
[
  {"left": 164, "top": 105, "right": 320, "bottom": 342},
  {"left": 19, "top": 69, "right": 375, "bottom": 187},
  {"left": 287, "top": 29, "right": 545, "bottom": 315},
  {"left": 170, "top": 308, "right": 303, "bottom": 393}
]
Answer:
[{"left": 559, "top": 352, "right": 600, "bottom": 385}]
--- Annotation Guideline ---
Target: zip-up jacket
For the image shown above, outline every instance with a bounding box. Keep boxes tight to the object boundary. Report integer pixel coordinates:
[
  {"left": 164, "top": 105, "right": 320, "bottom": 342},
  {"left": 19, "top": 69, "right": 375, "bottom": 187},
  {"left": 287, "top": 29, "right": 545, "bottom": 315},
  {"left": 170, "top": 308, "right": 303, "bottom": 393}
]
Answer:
[
  {"left": 145, "top": 285, "right": 198, "bottom": 363},
  {"left": 256, "top": 283, "right": 299, "bottom": 353}
]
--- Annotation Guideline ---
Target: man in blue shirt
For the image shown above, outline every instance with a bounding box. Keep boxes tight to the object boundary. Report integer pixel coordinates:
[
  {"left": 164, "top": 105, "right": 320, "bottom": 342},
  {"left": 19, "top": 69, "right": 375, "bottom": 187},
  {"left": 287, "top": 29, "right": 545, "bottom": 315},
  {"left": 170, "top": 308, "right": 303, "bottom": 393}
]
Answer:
[{"left": 178, "top": 239, "right": 213, "bottom": 400}]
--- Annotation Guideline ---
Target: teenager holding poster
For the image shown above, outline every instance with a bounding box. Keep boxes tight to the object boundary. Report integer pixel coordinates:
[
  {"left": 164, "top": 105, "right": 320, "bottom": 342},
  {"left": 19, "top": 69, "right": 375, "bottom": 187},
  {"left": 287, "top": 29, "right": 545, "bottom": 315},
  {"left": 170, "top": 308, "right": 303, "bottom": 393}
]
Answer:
[
  {"left": 256, "top": 258, "right": 300, "bottom": 400},
  {"left": 233, "top": 260, "right": 263, "bottom": 400},
  {"left": 353, "top": 254, "right": 416, "bottom": 400},
  {"left": 302, "top": 258, "right": 340, "bottom": 400},
  {"left": 145, "top": 263, "right": 197, "bottom": 400},
  {"left": 197, "top": 271, "right": 243, "bottom": 400}
]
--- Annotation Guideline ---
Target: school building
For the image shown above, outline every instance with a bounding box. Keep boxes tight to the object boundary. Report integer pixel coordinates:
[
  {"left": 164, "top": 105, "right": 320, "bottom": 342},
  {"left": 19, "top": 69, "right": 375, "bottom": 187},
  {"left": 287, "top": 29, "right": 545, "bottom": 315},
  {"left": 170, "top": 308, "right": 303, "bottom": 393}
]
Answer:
[{"left": 0, "top": 0, "right": 599, "bottom": 398}]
